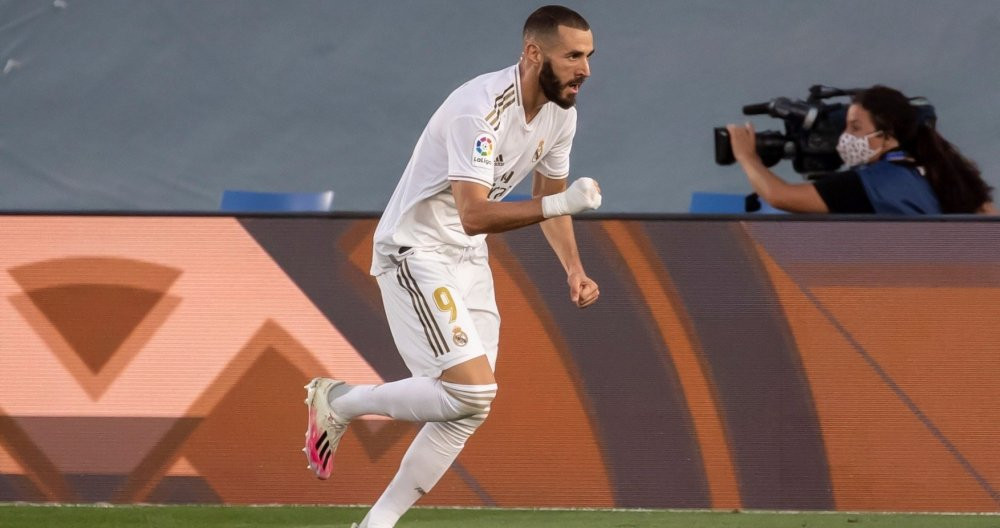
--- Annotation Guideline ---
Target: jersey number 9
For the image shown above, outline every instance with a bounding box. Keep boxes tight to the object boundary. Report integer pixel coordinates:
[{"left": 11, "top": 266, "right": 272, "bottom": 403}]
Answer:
[{"left": 433, "top": 287, "right": 457, "bottom": 323}]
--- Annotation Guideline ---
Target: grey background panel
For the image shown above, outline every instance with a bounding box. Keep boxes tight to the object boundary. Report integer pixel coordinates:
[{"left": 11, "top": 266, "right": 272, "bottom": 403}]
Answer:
[{"left": 1, "top": 0, "right": 997, "bottom": 213}]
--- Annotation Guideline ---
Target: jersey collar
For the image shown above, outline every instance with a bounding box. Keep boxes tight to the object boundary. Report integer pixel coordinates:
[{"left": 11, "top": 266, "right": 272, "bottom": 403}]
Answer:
[{"left": 514, "top": 63, "right": 543, "bottom": 131}]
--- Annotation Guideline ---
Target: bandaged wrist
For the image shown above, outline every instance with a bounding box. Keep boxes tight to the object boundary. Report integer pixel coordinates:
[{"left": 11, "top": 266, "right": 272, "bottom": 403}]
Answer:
[{"left": 541, "top": 193, "right": 570, "bottom": 218}]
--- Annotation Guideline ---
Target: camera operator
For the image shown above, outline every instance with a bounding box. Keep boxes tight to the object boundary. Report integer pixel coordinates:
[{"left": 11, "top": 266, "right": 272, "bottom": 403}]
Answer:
[{"left": 727, "top": 85, "right": 995, "bottom": 214}]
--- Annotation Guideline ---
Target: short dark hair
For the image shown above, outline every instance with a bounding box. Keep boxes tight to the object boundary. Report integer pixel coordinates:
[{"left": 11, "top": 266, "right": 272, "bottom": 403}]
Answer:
[{"left": 523, "top": 5, "right": 590, "bottom": 41}]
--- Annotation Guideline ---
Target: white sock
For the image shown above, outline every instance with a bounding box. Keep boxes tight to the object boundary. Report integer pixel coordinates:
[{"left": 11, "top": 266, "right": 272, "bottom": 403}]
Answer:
[
  {"left": 360, "top": 415, "right": 487, "bottom": 528},
  {"left": 331, "top": 377, "right": 496, "bottom": 422}
]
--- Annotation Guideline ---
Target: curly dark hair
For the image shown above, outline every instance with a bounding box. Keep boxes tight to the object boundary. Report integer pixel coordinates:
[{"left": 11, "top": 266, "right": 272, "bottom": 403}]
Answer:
[{"left": 854, "top": 85, "right": 992, "bottom": 213}]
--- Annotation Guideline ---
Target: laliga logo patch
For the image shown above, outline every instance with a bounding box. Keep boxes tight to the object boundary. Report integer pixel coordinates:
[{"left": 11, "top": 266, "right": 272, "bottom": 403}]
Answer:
[
  {"left": 452, "top": 326, "right": 469, "bottom": 347},
  {"left": 475, "top": 136, "right": 493, "bottom": 156},
  {"left": 472, "top": 135, "right": 495, "bottom": 169}
]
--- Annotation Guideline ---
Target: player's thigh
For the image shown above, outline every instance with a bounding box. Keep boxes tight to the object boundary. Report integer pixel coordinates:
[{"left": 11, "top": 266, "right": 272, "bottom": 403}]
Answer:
[
  {"left": 377, "top": 255, "right": 489, "bottom": 378},
  {"left": 461, "top": 258, "right": 500, "bottom": 372}
]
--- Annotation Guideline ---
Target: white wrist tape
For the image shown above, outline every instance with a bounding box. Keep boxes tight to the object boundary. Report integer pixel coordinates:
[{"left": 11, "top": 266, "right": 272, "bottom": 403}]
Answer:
[
  {"left": 542, "top": 177, "right": 602, "bottom": 218},
  {"left": 541, "top": 193, "right": 569, "bottom": 218}
]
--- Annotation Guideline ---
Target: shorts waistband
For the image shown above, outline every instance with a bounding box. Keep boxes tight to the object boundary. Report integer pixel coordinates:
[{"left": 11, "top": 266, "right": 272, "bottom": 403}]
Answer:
[{"left": 389, "top": 244, "right": 487, "bottom": 266}]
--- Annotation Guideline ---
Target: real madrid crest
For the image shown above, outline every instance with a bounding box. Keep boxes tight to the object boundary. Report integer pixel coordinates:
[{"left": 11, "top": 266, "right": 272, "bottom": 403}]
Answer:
[
  {"left": 452, "top": 326, "right": 469, "bottom": 347},
  {"left": 532, "top": 139, "right": 545, "bottom": 162}
]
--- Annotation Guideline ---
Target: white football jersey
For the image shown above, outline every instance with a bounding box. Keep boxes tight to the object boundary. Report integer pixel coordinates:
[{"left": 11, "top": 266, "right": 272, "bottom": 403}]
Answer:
[{"left": 370, "top": 64, "right": 577, "bottom": 275}]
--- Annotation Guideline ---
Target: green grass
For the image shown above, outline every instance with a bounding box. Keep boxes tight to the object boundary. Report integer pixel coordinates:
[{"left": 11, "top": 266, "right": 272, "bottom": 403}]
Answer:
[{"left": 0, "top": 505, "right": 998, "bottom": 528}]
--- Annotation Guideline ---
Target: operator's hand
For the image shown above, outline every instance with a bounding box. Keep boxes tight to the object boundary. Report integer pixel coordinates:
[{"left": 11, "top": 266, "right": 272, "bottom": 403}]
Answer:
[
  {"left": 542, "top": 177, "right": 602, "bottom": 218},
  {"left": 568, "top": 271, "right": 600, "bottom": 309},
  {"left": 726, "top": 123, "right": 759, "bottom": 164}
]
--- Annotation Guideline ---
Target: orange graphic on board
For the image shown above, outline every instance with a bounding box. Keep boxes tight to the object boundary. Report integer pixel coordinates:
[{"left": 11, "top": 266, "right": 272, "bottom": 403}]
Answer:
[{"left": 9, "top": 257, "right": 181, "bottom": 400}]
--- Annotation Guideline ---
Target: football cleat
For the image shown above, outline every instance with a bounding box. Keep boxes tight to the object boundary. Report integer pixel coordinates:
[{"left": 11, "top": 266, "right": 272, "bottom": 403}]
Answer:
[{"left": 303, "top": 377, "right": 351, "bottom": 480}]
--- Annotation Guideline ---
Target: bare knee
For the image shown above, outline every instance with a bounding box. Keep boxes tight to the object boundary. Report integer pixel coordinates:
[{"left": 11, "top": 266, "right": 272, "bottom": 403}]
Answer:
[{"left": 440, "top": 355, "right": 495, "bottom": 385}]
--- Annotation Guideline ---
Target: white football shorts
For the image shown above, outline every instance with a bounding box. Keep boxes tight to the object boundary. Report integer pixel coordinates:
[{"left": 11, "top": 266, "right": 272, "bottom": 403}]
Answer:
[{"left": 376, "top": 244, "right": 499, "bottom": 378}]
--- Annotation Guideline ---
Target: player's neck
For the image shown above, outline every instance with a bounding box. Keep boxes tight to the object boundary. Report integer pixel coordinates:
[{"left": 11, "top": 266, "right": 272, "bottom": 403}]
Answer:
[{"left": 518, "top": 60, "right": 546, "bottom": 123}]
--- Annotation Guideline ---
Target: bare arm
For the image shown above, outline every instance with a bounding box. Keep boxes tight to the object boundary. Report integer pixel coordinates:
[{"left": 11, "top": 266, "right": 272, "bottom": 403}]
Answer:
[
  {"left": 451, "top": 173, "right": 601, "bottom": 234},
  {"left": 534, "top": 174, "right": 580, "bottom": 274},
  {"left": 451, "top": 174, "right": 600, "bottom": 308},
  {"left": 533, "top": 172, "right": 600, "bottom": 308},
  {"left": 727, "top": 123, "right": 829, "bottom": 213},
  {"left": 450, "top": 181, "right": 547, "bottom": 235}
]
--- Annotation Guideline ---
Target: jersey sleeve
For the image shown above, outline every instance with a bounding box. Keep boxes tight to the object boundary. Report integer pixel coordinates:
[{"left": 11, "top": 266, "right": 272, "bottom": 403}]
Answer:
[
  {"left": 446, "top": 114, "right": 496, "bottom": 188},
  {"left": 536, "top": 108, "right": 577, "bottom": 179}
]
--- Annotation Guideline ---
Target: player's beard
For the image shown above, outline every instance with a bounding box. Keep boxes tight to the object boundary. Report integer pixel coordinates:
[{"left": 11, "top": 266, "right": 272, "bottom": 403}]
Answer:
[{"left": 539, "top": 58, "right": 578, "bottom": 109}]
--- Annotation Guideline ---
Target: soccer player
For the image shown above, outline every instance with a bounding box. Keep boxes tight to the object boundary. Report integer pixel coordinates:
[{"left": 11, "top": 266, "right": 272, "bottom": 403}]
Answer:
[{"left": 304, "top": 5, "right": 601, "bottom": 527}]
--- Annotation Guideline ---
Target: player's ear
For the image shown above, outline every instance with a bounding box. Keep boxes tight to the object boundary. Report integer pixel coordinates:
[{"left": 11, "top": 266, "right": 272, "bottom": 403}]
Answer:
[{"left": 522, "top": 40, "right": 543, "bottom": 66}]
